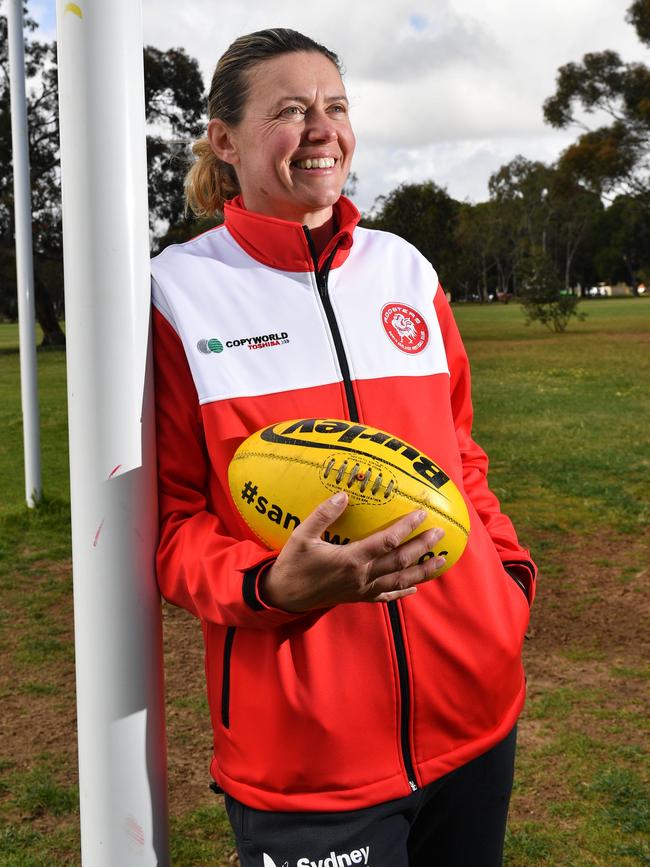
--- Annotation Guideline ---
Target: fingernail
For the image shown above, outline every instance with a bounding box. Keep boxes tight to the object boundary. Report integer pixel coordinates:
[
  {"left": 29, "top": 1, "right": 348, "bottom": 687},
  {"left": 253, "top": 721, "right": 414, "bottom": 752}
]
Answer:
[
  {"left": 331, "top": 492, "right": 347, "bottom": 505},
  {"left": 416, "top": 510, "right": 427, "bottom": 522}
]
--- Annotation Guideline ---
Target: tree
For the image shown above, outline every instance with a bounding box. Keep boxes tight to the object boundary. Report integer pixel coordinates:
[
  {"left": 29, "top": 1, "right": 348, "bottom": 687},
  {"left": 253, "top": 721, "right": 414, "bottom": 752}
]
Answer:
[
  {"left": 487, "top": 155, "right": 601, "bottom": 300},
  {"left": 543, "top": 0, "right": 650, "bottom": 205},
  {"left": 547, "top": 166, "right": 603, "bottom": 291},
  {"left": 144, "top": 45, "right": 205, "bottom": 232},
  {"left": 454, "top": 201, "right": 502, "bottom": 301},
  {"left": 487, "top": 157, "right": 555, "bottom": 300},
  {"left": 1, "top": 2, "right": 65, "bottom": 344},
  {"left": 519, "top": 247, "right": 584, "bottom": 333},
  {"left": 593, "top": 194, "right": 650, "bottom": 287}
]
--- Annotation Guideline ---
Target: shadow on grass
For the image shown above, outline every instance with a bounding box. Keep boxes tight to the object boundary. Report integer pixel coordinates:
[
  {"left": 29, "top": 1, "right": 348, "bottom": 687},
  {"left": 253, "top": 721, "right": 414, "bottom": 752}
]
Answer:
[{"left": 0, "top": 345, "right": 66, "bottom": 357}]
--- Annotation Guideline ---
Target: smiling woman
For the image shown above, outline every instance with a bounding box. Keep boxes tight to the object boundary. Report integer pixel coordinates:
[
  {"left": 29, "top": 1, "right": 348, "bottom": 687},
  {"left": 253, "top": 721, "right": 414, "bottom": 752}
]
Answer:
[
  {"left": 186, "top": 29, "right": 354, "bottom": 240},
  {"left": 206, "top": 50, "right": 355, "bottom": 230},
  {"left": 151, "top": 27, "right": 537, "bottom": 867}
]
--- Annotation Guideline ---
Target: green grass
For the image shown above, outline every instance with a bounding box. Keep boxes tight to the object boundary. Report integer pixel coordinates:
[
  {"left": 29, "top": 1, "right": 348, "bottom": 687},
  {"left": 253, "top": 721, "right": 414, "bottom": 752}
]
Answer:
[
  {"left": 455, "top": 298, "right": 650, "bottom": 538},
  {"left": 169, "top": 804, "right": 236, "bottom": 865},
  {"left": 0, "top": 330, "right": 69, "bottom": 516},
  {"left": 1, "top": 298, "right": 649, "bottom": 865}
]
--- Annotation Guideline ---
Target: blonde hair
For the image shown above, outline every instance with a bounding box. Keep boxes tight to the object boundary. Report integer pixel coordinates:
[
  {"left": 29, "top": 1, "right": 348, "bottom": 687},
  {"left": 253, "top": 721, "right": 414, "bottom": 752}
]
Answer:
[{"left": 185, "top": 29, "right": 341, "bottom": 217}]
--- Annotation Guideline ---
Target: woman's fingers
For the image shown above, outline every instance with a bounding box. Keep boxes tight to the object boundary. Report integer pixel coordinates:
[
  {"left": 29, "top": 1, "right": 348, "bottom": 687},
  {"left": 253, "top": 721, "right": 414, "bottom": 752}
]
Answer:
[
  {"left": 268, "top": 497, "right": 447, "bottom": 612},
  {"left": 293, "top": 491, "right": 349, "bottom": 542},
  {"left": 368, "top": 552, "right": 446, "bottom": 602},
  {"left": 367, "top": 526, "right": 445, "bottom": 580},
  {"left": 352, "top": 509, "right": 430, "bottom": 559}
]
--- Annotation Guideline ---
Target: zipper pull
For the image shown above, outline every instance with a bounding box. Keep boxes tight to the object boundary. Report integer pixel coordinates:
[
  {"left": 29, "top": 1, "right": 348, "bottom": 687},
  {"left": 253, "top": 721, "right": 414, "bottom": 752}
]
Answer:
[{"left": 409, "top": 779, "right": 418, "bottom": 792}]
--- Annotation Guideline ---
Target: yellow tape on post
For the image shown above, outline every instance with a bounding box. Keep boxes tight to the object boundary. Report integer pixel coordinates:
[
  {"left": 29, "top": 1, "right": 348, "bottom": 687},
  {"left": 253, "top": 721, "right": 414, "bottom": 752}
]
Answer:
[{"left": 64, "top": 3, "right": 83, "bottom": 18}]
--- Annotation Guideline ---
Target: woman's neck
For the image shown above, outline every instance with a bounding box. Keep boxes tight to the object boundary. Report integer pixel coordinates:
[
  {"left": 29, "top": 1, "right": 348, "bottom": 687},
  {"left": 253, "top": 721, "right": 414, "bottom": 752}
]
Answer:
[{"left": 308, "top": 212, "right": 337, "bottom": 258}]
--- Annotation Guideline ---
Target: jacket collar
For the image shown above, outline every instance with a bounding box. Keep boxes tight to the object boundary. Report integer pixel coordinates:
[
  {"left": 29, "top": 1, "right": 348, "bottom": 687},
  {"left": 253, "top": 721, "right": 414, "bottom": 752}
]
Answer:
[{"left": 223, "top": 195, "right": 360, "bottom": 273}]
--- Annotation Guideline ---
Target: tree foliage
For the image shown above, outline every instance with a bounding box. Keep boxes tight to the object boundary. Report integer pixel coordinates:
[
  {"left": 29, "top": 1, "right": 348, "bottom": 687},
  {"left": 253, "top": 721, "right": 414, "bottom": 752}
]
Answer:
[
  {"left": 144, "top": 45, "right": 205, "bottom": 231},
  {"left": 0, "top": 3, "right": 64, "bottom": 343},
  {"left": 593, "top": 194, "right": 650, "bottom": 285},
  {"left": 628, "top": 0, "right": 650, "bottom": 46},
  {"left": 543, "top": 1, "right": 650, "bottom": 204},
  {"left": 518, "top": 247, "right": 584, "bottom": 333}
]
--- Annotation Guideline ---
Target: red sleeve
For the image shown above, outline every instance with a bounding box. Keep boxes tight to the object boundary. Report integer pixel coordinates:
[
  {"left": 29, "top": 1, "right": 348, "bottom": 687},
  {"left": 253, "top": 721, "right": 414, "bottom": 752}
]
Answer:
[
  {"left": 152, "top": 304, "right": 301, "bottom": 626},
  {"left": 434, "top": 287, "right": 537, "bottom": 604}
]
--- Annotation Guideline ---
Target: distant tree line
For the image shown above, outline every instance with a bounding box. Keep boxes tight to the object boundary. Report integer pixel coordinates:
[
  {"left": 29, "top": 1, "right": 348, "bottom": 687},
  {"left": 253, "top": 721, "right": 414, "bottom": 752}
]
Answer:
[
  {"left": 1, "top": 0, "right": 648, "bottom": 340},
  {"left": 364, "top": 159, "right": 650, "bottom": 301}
]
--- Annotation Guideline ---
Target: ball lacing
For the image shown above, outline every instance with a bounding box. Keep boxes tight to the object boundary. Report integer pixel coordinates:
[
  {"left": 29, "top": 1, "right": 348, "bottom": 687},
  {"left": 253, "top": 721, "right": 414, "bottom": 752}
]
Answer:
[{"left": 323, "top": 458, "right": 396, "bottom": 498}]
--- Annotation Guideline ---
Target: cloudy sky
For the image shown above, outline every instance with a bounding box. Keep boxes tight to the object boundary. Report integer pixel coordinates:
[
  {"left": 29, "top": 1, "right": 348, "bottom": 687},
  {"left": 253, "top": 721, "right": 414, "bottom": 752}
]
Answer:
[{"left": 32, "top": 0, "right": 647, "bottom": 212}]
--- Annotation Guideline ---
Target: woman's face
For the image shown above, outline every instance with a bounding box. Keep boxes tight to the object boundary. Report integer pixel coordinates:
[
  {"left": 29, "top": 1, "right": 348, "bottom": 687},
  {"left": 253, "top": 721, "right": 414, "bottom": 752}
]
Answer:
[{"left": 209, "top": 51, "right": 356, "bottom": 228}]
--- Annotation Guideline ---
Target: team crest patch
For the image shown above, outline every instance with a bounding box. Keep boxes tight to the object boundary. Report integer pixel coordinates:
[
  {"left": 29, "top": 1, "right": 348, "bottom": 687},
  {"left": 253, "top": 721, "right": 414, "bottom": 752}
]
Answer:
[{"left": 381, "top": 303, "right": 429, "bottom": 354}]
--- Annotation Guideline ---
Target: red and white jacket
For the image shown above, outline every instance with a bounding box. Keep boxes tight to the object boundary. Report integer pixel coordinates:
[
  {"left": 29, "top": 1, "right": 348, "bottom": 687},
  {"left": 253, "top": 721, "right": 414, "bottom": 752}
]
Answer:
[{"left": 151, "top": 195, "right": 536, "bottom": 812}]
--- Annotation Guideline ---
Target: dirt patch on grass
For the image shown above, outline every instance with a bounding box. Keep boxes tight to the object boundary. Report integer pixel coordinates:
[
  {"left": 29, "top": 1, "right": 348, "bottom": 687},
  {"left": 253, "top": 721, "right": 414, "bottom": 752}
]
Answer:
[
  {"left": 511, "top": 529, "right": 649, "bottom": 824},
  {"left": 526, "top": 531, "right": 649, "bottom": 653},
  {"left": 1, "top": 531, "right": 648, "bottom": 843},
  {"left": 161, "top": 603, "right": 216, "bottom": 817}
]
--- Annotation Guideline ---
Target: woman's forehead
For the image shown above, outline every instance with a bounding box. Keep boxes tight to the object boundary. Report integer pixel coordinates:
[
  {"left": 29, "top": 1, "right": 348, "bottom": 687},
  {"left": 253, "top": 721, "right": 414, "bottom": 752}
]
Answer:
[{"left": 245, "top": 51, "right": 345, "bottom": 103}]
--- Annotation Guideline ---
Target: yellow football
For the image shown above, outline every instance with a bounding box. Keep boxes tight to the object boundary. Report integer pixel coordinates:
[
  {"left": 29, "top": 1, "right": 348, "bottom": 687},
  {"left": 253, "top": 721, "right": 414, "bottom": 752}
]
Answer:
[{"left": 228, "top": 418, "right": 470, "bottom": 575}]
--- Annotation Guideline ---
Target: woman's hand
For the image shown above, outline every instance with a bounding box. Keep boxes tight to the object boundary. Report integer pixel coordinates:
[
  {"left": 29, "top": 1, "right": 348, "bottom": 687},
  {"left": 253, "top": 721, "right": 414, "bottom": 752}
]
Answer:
[{"left": 261, "top": 491, "right": 446, "bottom": 612}]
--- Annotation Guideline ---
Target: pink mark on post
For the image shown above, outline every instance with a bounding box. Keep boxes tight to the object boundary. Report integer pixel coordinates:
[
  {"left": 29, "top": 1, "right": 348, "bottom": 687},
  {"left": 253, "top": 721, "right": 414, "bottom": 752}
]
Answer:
[
  {"left": 124, "top": 814, "right": 145, "bottom": 849},
  {"left": 92, "top": 519, "right": 105, "bottom": 548},
  {"left": 108, "top": 464, "right": 122, "bottom": 479}
]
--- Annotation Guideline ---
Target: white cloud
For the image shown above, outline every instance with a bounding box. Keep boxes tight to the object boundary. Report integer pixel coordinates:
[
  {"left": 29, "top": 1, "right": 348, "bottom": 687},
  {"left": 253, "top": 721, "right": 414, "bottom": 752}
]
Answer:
[
  {"left": 30, "top": 0, "right": 650, "bottom": 209},
  {"left": 353, "top": 129, "right": 578, "bottom": 211}
]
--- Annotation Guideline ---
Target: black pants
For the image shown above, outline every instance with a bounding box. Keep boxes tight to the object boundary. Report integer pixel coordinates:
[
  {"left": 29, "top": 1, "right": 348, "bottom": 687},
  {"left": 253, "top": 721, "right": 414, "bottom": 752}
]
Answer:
[{"left": 225, "top": 725, "right": 517, "bottom": 867}]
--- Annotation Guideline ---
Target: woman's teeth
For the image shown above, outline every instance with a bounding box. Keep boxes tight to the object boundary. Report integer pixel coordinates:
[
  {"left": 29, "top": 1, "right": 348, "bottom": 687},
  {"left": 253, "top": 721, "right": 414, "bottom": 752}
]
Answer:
[{"left": 293, "top": 157, "right": 336, "bottom": 169}]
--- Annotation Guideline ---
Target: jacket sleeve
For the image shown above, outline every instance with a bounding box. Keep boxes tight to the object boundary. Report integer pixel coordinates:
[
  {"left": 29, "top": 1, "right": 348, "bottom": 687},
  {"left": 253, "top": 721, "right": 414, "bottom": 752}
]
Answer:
[
  {"left": 434, "top": 286, "right": 537, "bottom": 604},
  {"left": 152, "top": 302, "right": 301, "bottom": 627}
]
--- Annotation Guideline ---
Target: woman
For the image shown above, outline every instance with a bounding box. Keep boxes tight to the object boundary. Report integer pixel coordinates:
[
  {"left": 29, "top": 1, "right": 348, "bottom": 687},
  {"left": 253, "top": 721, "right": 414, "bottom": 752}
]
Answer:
[{"left": 151, "top": 28, "right": 536, "bottom": 867}]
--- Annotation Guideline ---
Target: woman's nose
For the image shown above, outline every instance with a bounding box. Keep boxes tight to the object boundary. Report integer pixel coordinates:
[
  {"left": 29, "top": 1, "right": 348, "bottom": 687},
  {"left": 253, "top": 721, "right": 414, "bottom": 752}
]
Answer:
[{"left": 304, "top": 110, "right": 337, "bottom": 143}]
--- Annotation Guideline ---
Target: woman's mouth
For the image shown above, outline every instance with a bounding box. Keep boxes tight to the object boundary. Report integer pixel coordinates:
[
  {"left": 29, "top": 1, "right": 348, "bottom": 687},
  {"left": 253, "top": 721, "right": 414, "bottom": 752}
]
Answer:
[{"left": 291, "top": 157, "right": 337, "bottom": 170}]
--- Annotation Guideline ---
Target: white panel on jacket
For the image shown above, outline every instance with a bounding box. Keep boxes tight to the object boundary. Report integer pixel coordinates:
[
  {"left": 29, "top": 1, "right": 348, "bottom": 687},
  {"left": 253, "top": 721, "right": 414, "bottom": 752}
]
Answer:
[
  {"left": 151, "top": 224, "right": 449, "bottom": 407},
  {"left": 151, "top": 228, "right": 343, "bottom": 404},
  {"left": 328, "top": 229, "right": 449, "bottom": 382}
]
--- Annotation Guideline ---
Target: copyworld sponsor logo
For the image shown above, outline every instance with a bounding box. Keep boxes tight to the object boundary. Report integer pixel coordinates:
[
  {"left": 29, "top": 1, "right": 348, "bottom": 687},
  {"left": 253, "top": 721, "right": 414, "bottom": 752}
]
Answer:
[{"left": 197, "top": 332, "right": 290, "bottom": 355}]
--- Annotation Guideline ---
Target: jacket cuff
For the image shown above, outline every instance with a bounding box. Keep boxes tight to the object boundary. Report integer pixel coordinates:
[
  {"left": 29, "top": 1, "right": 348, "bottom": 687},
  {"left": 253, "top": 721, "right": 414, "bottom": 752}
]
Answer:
[{"left": 241, "top": 555, "right": 280, "bottom": 612}]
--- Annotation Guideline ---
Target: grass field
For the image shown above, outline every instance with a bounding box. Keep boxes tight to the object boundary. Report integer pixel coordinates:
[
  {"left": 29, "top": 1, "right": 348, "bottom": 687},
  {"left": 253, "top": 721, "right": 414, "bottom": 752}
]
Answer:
[{"left": 1, "top": 298, "right": 649, "bottom": 865}]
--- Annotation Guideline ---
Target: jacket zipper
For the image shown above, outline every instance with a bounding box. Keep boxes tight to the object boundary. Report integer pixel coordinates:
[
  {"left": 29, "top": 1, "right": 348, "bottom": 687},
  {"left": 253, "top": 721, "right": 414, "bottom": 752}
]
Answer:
[
  {"left": 221, "top": 626, "right": 236, "bottom": 728},
  {"left": 387, "top": 602, "right": 419, "bottom": 791},
  {"left": 303, "top": 228, "right": 359, "bottom": 418},
  {"left": 303, "top": 226, "right": 418, "bottom": 793}
]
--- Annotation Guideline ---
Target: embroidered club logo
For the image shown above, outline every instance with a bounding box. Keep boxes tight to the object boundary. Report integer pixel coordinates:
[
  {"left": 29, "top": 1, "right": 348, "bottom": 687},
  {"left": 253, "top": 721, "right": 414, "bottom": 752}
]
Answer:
[{"left": 381, "top": 303, "right": 429, "bottom": 354}]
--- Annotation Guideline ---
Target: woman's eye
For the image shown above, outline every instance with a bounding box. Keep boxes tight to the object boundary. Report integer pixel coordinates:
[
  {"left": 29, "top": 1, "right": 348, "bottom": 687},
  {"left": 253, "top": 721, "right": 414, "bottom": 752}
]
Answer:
[
  {"left": 281, "top": 106, "right": 304, "bottom": 117},
  {"left": 329, "top": 103, "right": 348, "bottom": 114}
]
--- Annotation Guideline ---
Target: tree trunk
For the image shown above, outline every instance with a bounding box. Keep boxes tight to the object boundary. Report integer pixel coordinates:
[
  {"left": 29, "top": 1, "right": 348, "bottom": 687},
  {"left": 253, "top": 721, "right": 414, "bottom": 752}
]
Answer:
[
  {"left": 481, "top": 254, "right": 488, "bottom": 301},
  {"left": 34, "top": 274, "right": 66, "bottom": 346}
]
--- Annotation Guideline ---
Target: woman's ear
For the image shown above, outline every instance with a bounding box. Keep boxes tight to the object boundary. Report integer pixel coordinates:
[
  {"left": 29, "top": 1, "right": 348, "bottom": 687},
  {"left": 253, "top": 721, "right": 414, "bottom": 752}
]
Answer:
[{"left": 207, "top": 118, "right": 239, "bottom": 167}]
